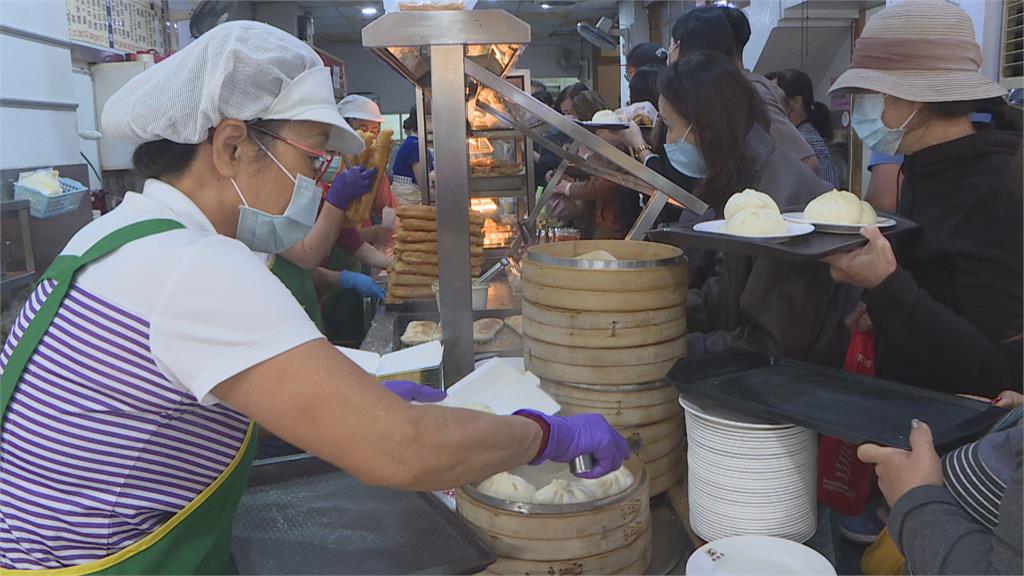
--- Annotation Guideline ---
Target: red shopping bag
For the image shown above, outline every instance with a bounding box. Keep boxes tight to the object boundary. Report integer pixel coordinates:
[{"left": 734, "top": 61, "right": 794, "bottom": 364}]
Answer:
[{"left": 817, "top": 330, "right": 877, "bottom": 516}]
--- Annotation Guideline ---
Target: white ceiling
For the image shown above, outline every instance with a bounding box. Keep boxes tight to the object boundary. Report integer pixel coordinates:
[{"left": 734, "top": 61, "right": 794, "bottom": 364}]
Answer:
[{"left": 303, "top": 0, "right": 620, "bottom": 45}]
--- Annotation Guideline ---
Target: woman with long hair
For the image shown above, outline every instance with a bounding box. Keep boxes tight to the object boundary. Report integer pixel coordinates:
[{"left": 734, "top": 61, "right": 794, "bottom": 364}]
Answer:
[
  {"left": 766, "top": 68, "right": 839, "bottom": 186},
  {"left": 624, "top": 51, "right": 855, "bottom": 363}
]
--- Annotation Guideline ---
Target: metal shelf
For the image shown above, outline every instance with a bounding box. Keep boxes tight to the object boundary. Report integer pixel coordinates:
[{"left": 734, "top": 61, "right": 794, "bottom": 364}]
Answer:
[
  {"left": 1, "top": 200, "right": 29, "bottom": 214},
  {"left": 470, "top": 189, "right": 529, "bottom": 198},
  {"left": 469, "top": 129, "right": 521, "bottom": 138},
  {"left": 469, "top": 175, "right": 526, "bottom": 192},
  {"left": 1, "top": 271, "right": 35, "bottom": 293}
]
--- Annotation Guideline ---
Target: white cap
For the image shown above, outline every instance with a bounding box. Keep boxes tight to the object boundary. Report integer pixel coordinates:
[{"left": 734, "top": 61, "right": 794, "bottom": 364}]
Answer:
[
  {"left": 338, "top": 95, "right": 385, "bottom": 123},
  {"left": 101, "top": 21, "right": 364, "bottom": 154}
]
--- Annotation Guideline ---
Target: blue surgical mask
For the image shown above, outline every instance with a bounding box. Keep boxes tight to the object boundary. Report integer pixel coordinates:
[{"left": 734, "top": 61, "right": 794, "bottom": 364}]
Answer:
[
  {"left": 852, "top": 94, "right": 919, "bottom": 156},
  {"left": 231, "top": 141, "right": 320, "bottom": 254},
  {"left": 323, "top": 157, "right": 342, "bottom": 183},
  {"left": 664, "top": 124, "right": 707, "bottom": 178}
]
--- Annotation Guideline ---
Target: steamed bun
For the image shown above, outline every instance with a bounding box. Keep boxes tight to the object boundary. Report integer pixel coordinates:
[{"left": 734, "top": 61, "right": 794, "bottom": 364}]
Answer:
[
  {"left": 532, "top": 478, "right": 591, "bottom": 504},
  {"left": 477, "top": 472, "right": 536, "bottom": 502},
  {"left": 576, "top": 466, "right": 635, "bottom": 499},
  {"left": 858, "top": 201, "right": 878, "bottom": 225},
  {"left": 804, "top": 189, "right": 864, "bottom": 225},
  {"left": 724, "top": 208, "right": 788, "bottom": 237},
  {"left": 724, "top": 189, "right": 780, "bottom": 220},
  {"left": 591, "top": 109, "right": 620, "bottom": 123}
]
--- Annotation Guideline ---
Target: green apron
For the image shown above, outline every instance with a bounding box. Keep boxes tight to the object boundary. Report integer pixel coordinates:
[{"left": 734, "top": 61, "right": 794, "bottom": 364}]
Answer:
[
  {"left": 0, "top": 219, "right": 256, "bottom": 575},
  {"left": 268, "top": 255, "right": 325, "bottom": 333}
]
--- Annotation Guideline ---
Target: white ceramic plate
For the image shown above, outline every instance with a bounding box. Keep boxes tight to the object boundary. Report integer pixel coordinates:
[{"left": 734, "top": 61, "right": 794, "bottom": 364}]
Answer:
[
  {"left": 783, "top": 211, "right": 897, "bottom": 234},
  {"left": 693, "top": 219, "right": 815, "bottom": 241},
  {"left": 679, "top": 396, "right": 799, "bottom": 430},
  {"left": 686, "top": 535, "right": 836, "bottom": 576}
]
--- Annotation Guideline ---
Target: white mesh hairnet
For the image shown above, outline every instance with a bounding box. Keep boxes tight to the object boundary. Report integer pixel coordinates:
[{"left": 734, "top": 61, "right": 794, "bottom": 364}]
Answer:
[
  {"left": 102, "top": 20, "right": 363, "bottom": 154},
  {"left": 338, "top": 95, "right": 385, "bottom": 123}
]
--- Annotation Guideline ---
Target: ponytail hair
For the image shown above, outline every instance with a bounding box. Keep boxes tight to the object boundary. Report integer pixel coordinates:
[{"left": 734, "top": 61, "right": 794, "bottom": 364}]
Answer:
[{"left": 808, "top": 100, "right": 833, "bottom": 141}]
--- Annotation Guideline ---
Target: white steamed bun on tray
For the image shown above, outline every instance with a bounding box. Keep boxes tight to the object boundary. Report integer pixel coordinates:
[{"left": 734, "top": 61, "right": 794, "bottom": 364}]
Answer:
[{"left": 805, "top": 189, "right": 877, "bottom": 225}]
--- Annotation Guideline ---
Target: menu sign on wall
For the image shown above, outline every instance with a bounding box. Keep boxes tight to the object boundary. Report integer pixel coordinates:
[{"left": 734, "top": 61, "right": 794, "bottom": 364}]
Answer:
[
  {"left": 66, "top": 0, "right": 111, "bottom": 48},
  {"left": 66, "top": 0, "right": 163, "bottom": 53}
]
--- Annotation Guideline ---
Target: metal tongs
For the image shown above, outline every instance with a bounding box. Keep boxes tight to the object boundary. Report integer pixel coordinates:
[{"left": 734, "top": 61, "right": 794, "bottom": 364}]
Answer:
[
  {"left": 474, "top": 256, "right": 510, "bottom": 286},
  {"left": 570, "top": 436, "right": 646, "bottom": 476},
  {"left": 473, "top": 220, "right": 532, "bottom": 287}
]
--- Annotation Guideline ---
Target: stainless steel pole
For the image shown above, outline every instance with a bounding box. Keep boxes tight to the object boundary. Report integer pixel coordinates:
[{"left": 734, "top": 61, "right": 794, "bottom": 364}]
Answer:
[
  {"left": 431, "top": 44, "right": 474, "bottom": 383},
  {"left": 415, "top": 87, "right": 430, "bottom": 204}
]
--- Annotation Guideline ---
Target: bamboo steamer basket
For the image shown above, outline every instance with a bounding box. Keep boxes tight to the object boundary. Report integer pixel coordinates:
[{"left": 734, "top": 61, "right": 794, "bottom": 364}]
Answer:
[
  {"left": 619, "top": 414, "right": 685, "bottom": 453},
  {"left": 643, "top": 436, "right": 685, "bottom": 478},
  {"left": 649, "top": 457, "right": 686, "bottom": 497},
  {"left": 523, "top": 240, "right": 685, "bottom": 292},
  {"left": 522, "top": 300, "right": 683, "bottom": 331},
  {"left": 457, "top": 459, "right": 650, "bottom": 574},
  {"left": 486, "top": 525, "right": 651, "bottom": 575},
  {"left": 524, "top": 335, "right": 686, "bottom": 368},
  {"left": 522, "top": 282, "right": 685, "bottom": 312},
  {"left": 635, "top": 422, "right": 685, "bottom": 463},
  {"left": 523, "top": 314, "right": 687, "bottom": 349},
  {"left": 526, "top": 355, "right": 678, "bottom": 386},
  {"left": 541, "top": 380, "right": 682, "bottom": 427},
  {"left": 478, "top": 500, "right": 651, "bottom": 561},
  {"left": 522, "top": 240, "right": 687, "bottom": 313}
]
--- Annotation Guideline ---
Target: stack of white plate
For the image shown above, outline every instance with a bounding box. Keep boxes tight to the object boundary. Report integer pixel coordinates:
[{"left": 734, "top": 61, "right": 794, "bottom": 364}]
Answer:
[{"left": 680, "top": 396, "right": 818, "bottom": 543}]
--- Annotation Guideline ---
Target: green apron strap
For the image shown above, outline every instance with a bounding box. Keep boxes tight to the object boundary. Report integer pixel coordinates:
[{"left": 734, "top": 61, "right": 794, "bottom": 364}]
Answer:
[
  {"left": 269, "top": 255, "right": 326, "bottom": 333},
  {"left": 0, "top": 219, "right": 184, "bottom": 428}
]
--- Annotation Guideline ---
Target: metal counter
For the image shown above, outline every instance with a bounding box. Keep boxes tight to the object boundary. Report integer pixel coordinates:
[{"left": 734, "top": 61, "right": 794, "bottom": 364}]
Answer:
[{"left": 361, "top": 277, "right": 521, "bottom": 357}]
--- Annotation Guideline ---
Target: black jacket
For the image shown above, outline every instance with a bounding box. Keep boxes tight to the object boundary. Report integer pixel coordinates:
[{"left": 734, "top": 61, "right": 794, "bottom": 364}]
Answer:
[{"left": 865, "top": 130, "right": 1023, "bottom": 397}]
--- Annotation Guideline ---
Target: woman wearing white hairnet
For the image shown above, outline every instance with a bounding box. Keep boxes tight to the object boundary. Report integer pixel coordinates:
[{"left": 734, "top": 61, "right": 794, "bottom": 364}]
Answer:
[{"left": 0, "top": 22, "right": 629, "bottom": 572}]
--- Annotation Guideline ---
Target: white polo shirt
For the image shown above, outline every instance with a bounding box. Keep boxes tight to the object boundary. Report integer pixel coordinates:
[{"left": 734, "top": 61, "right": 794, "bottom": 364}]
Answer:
[{"left": 67, "top": 178, "right": 323, "bottom": 404}]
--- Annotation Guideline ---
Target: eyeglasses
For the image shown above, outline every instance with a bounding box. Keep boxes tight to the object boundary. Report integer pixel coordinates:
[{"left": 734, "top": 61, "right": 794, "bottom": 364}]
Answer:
[{"left": 248, "top": 123, "right": 337, "bottom": 182}]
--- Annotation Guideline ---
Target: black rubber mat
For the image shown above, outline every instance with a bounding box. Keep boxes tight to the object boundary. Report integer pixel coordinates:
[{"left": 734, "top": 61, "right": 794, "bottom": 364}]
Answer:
[{"left": 231, "top": 456, "right": 494, "bottom": 575}]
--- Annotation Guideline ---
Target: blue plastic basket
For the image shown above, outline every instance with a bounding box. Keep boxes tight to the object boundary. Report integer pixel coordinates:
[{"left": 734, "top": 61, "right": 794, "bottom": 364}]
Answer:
[{"left": 13, "top": 177, "right": 88, "bottom": 219}]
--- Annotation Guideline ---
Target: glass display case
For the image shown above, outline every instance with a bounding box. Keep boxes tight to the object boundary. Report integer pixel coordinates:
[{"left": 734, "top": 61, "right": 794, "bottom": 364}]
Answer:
[{"left": 421, "top": 72, "right": 537, "bottom": 253}]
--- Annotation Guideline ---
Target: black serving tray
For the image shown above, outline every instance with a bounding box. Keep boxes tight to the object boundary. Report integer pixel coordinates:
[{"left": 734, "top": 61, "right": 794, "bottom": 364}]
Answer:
[
  {"left": 668, "top": 349, "right": 1007, "bottom": 451},
  {"left": 647, "top": 214, "right": 918, "bottom": 262},
  {"left": 232, "top": 455, "right": 495, "bottom": 575}
]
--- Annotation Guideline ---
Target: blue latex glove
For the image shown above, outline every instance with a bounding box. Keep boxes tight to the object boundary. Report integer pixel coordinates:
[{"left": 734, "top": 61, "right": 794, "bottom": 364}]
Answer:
[
  {"left": 339, "top": 270, "right": 385, "bottom": 299},
  {"left": 383, "top": 380, "right": 447, "bottom": 403},
  {"left": 326, "top": 167, "right": 378, "bottom": 210},
  {"left": 514, "top": 409, "right": 631, "bottom": 479}
]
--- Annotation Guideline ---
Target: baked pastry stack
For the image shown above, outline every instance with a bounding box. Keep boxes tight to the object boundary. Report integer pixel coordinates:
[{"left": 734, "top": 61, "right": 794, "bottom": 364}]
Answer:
[{"left": 386, "top": 205, "right": 486, "bottom": 302}]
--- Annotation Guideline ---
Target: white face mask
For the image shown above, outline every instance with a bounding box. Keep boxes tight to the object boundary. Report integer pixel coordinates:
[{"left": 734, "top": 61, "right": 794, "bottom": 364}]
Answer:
[
  {"left": 852, "top": 94, "right": 920, "bottom": 156},
  {"left": 231, "top": 139, "right": 319, "bottom": 254}
]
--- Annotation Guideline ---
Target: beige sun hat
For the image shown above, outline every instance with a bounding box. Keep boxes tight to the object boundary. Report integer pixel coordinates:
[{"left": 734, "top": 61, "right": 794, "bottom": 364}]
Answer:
[{"left": 830, "top": 0, "right": 1007, "bottom": 102}]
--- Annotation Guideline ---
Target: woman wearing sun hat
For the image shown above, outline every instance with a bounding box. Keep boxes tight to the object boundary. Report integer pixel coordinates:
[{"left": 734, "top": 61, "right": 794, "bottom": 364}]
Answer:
[
  {"left": 0, "top": 21, "right": 629, "bottom": 572},
  {"left": 825, "top": 0, "right": 1022, "bottom": 399}
]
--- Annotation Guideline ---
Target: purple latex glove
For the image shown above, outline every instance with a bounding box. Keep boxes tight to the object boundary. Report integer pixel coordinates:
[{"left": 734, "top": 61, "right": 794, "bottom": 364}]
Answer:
[
  {"left": 326, "top": 166, "right": 378, "bottom": 210},
  {"left": 515, "top": 409, "right": 631, "bottom": 479},
  {"left": 383, "top": 380, "right": 447, "bottom": 403}
]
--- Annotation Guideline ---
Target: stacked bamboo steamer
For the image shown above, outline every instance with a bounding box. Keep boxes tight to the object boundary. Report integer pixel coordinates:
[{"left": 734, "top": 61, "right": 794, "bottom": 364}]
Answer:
[
  {"left": 458, "top": 459, "right": 650, "bottom": 575},
  {"left": 523, "top": 240, "right": 687, "bottom": 496}
]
